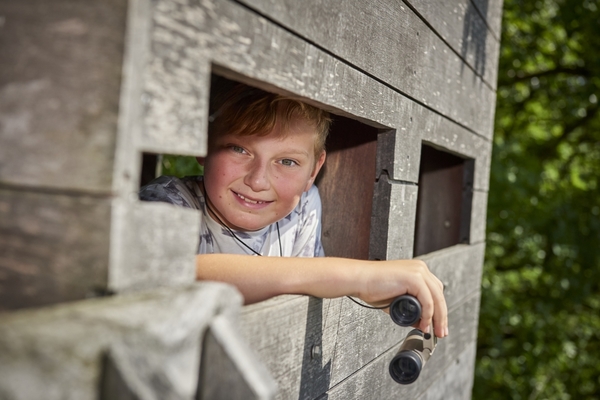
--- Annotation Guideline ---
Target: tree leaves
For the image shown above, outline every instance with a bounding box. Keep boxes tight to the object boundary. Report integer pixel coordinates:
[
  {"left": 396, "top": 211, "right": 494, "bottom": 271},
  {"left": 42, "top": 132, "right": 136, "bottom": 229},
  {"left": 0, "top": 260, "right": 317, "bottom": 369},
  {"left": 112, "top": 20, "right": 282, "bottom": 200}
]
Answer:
[{"left": 474, "top": 0, "right": 600, "bottom": 398}]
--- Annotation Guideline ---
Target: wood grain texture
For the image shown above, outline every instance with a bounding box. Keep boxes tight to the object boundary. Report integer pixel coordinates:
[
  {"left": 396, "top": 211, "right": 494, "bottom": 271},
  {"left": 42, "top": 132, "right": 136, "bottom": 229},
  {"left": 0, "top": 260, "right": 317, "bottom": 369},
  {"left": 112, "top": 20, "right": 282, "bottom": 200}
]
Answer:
[
  {"left": 199, "top": 314, "right": 277, "bottom": 400},
  {"left": 0, "top": 283, "right": 243, "bottom": 400},
  {"left": 379, "top": 96, "right": 492, "bottom": 189},
  {"left": 236, "top": 0, "right": 497, "bottom": 137},
  {"left": 324, "top": 292, "right": 480, "bottom": 400},
  {"left": 0, "top": 189, "right": 110, "bottom": 311},
  {"left": 108, "top": 200, "right": 199, "bottom": 293},
  {"left": 326, "top": 248, "right": 482, "bottom": 388},
  {"left": 100, "top": 341, "right": 188, "bottom": 400},
  {"left": 143, "top": 0, "right": 494, "bottom": 187},
  {"left": 141, "top": 0, "right": 212, "bottom": 157},
  {"left": 0, "top": 0, "right": 127, "bottom": 193},
  {"left": 370, "top": 175, "right": 419, "bottom": 260},
  {"left": 415, "top": 343, "right": 477, "bottom": 400},
  {"left": 469, "top": 189, "right": 489, "bottom": 245},
  {"left": 405, "top": 0, "right": 501, "bottom": 88},
  {"left": 240, "top": 241, "right": 484, "bottom": 399},
  {"left": 419, "top": 100, "right": 493, "bottom": 193},
  {"left": 241, "top": 291, "right": 481, "bottom": 399},
  {"left": 419, "top": 243, "right": 485, "bottom": 307},
  {"left": 471, "top": 0, "right": 504, "bottom": 40}
]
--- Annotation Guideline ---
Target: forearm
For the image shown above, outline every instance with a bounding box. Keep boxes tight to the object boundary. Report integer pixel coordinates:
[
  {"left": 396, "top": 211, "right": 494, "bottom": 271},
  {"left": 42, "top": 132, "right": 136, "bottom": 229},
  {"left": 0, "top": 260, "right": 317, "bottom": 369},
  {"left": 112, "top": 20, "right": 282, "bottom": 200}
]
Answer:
[
  {"left": 196, "top": 254, "right": 448, "bottom": 338},
  {"left": 195, "top": 254, "right": 363, "bottom": 304}
]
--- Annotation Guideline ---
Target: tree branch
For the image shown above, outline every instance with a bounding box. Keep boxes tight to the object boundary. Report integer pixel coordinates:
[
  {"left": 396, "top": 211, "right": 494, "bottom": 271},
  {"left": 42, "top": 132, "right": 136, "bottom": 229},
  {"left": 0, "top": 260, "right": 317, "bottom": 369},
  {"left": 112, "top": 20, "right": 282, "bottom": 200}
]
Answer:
[{"left": 499, "top": 66, "right": 590, "bottom": 86}]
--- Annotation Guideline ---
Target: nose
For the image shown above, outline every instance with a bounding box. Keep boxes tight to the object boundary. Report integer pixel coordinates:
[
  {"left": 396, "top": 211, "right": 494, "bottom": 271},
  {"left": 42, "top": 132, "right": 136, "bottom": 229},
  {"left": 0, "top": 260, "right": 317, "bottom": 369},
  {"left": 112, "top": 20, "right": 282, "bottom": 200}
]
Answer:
[{"left": 243, "top": 159, "right": 271, "bottom": 192}]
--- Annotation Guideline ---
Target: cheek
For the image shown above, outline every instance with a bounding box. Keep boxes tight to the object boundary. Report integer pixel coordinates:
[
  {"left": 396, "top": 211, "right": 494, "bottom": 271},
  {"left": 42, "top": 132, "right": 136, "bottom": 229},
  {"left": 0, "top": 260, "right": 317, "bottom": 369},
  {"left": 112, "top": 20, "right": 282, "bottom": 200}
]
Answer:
[{"left": 275, "top": 175, "right": 310, "bottom": 201}]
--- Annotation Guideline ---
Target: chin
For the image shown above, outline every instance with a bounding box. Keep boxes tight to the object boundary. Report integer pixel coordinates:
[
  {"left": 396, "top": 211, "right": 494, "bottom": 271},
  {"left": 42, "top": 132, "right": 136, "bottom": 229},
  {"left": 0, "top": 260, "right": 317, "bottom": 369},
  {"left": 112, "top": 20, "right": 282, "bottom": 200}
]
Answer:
[{"left": 230, "top": 218, "right": 273, "bottom": 232}]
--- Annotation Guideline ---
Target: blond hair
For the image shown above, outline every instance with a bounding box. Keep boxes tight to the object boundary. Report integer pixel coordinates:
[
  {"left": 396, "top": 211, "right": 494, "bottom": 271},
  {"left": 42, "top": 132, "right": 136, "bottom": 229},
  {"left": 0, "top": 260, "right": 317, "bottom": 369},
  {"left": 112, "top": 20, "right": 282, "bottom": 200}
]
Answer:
[{"left": 209, "top": 84, "right": 331, "bottom": 157}]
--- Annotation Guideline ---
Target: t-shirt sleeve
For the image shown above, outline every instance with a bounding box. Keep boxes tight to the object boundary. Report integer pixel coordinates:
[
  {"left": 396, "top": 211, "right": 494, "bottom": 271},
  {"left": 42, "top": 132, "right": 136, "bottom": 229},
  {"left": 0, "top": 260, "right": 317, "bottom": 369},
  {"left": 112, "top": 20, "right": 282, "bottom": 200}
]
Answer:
[
  {"left": 139, "top": 176, "right": 202, "bottom": 210},
  {"left": 292, "top": 185, "right": 325, "bottom": 257}
]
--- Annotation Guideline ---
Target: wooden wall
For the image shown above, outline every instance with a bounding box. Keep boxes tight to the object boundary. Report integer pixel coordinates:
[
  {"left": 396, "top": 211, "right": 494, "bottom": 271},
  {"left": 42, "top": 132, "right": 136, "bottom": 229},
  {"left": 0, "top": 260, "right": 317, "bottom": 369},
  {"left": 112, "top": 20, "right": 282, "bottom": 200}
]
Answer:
[{"left": 0, "top": 0, "right": 502, "bottom": 399}]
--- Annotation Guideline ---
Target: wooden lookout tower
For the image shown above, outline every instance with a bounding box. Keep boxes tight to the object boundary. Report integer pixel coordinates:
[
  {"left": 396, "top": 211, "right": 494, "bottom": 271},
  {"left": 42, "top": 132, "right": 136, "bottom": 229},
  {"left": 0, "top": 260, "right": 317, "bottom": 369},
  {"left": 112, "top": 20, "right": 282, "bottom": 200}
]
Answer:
[{"left": 0, "top": 0, "right": 502, "bottom": 399}]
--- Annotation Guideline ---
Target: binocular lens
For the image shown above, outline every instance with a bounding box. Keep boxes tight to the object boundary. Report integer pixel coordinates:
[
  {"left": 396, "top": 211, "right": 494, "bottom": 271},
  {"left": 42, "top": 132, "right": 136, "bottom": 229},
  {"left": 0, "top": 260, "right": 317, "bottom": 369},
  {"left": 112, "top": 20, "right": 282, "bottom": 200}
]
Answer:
[
  {"left": 390, "top": 295, "right": 422, "bottom": 326},
  {"left": 389, "top": 350, "right": 422, "bottom": 385}
]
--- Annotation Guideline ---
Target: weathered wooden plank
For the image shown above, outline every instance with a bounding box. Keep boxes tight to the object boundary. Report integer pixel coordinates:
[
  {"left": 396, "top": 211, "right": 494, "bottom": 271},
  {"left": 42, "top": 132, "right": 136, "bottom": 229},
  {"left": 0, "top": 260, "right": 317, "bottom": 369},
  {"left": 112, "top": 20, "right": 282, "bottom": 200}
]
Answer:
[
  {"left": 406, "top": 0, "right": 501, "bottom": 88},
  {"left": 324, "top": 292, "right": 480, "bottom": 400},
  {"left": 420, "top": 108, "right": 492, "bottom": 193},
  {"left": 138, "top": 0, "right": 494, "bottom": 190},
  {"left": 0, "top": 189, "right": 110, "bottom": 310},
  {"left": 375, "top": 106, "right": 492, "bottom": 190},
  {"left": 240, "top": 245, "right": 483, "bottom": 399},
  {"left": 243, "top": 293, "right": 479, "bottom": 399},
  {"left": 0, "top": 0, "right": 127, "bottom": 193},
  {"left": 199, "top": 314, "right": 277, "bottom": 400},
  {"left": 472, "top": 0, "right": 504, "bottom": 40},
  {"left": 326, "top": 252, "right": 482, "bottom": 388},
  {"left": 141, "top": 0, "right": 212, "bottom": 158},
  {"left": 370, "top": 176, "right": 419, "bottom": 260},
  {"left": 108, "top": 200, "right": 199, "bottom": 293},
  {"left": 323, "top": 343, "right": 476, "bottom": 400},
  {"left": 419, "top": 243, "right": 485, "bottom": 308},
  {"left": 0, "top": 283, "right": 243, "bottom": 400},
  {"left": 239, "top": 296, "right": 338, "bottom": 400},
  {"left": 415, "top": 343, "right": 477, "bottom": 400},
  {"left": 469, "top": 189, "right": 488, "bottom": 245},
  {"left": 236, "top": 0, "right": 496, "bottom": 137},
  {"left": 100, "top": 341, "right": 188, "bottom": 400},
  {"left": 327, "top": 242, "right": 484, "bottom": 388}
]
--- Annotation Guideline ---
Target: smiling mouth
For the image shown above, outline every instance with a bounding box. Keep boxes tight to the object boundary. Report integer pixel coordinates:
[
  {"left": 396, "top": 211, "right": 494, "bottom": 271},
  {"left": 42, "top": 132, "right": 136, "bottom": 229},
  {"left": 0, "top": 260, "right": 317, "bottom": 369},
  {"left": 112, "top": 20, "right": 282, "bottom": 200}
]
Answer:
[{"left": 234, "top": 192, "right": 271, "bottom": 205}]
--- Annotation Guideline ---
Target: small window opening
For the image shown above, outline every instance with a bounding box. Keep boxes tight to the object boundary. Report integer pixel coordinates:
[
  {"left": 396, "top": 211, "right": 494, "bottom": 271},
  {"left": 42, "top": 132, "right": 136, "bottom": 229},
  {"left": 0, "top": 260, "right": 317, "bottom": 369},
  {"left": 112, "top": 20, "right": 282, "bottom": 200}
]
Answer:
[
  {"left": 413, "top": 144, "right": 474, "bottom": 256},
  {"left": 139, "top": 153, "right": 203, "bottom": 189}
]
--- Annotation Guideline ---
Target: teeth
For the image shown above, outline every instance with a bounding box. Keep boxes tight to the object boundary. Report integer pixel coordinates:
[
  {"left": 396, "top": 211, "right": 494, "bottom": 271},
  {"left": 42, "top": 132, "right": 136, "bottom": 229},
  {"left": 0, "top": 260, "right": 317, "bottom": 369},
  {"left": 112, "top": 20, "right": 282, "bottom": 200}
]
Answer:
[{"left": 237, "top": 193, "right": 264, "bottom": 204}]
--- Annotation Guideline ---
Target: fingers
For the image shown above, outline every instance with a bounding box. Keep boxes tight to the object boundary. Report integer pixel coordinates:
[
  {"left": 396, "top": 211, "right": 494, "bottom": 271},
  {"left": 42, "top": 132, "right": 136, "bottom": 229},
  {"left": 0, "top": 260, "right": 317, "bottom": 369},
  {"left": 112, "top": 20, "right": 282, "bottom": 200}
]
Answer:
[
  {"left": 357, "top": 259, "right": 448, "bottom": 337},
  {"left": 426, "top": 274, "right": 448, "bottom": 338},
  {"left": 397, "top": 260, "right": 448, "bottom": 338}
]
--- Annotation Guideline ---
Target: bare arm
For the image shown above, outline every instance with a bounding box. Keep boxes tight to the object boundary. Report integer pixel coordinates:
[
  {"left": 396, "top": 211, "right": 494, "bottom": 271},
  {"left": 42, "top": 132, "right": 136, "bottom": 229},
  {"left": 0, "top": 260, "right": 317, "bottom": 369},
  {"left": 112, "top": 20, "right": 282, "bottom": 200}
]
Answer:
[{"left": 196, "top": 254, "right": 448, "bottom": 338}]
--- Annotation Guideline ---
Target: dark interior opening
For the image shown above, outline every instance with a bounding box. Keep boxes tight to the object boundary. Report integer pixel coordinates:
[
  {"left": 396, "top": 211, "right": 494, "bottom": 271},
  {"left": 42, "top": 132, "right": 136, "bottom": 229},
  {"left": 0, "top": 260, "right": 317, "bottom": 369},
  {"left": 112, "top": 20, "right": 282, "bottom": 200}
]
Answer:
[
  {"left": 413, "top": 144, "right": 474, "bottom": 256},
  {"left": 315, "top": 115, "right": 379, "bottom": 260}
]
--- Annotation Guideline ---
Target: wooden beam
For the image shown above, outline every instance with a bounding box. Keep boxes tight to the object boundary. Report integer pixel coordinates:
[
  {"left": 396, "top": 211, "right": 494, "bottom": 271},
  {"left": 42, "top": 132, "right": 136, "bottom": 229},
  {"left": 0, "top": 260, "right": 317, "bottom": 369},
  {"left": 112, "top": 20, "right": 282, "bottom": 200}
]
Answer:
[
  {"left": 0, "top": 189, "right": 110, "bottom": 310},
  {"left": 234, "top": 0, "right": 496, "bottom": 136},
  {"left": 0, "top": 0, "right": 128, "bottom": 193},
  {"left": 405, "top": 0, "right": 501, "bottom": 87}
]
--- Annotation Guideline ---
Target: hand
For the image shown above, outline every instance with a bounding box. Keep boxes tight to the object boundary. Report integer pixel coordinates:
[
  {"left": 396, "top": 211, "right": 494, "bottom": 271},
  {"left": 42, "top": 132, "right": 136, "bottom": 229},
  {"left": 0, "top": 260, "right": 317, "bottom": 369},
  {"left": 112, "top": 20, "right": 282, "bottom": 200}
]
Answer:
[{"left": 356, "top": 259, "right": 448, "bottom": 338}]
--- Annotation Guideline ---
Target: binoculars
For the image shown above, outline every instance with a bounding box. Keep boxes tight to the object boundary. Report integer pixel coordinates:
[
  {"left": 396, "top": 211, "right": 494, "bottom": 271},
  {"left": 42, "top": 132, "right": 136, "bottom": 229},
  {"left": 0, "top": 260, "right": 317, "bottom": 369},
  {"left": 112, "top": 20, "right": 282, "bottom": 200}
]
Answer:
[{"left": 388, "top": 295, "right": 438, "bottom": 385}]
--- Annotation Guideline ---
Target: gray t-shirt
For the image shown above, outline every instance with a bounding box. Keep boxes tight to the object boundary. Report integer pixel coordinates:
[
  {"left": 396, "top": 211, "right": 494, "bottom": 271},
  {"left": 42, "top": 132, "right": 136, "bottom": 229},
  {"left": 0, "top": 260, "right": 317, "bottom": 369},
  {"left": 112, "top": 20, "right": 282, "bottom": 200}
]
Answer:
[{"left": 139, "top": 176, "right": 325, "bottom": 257}]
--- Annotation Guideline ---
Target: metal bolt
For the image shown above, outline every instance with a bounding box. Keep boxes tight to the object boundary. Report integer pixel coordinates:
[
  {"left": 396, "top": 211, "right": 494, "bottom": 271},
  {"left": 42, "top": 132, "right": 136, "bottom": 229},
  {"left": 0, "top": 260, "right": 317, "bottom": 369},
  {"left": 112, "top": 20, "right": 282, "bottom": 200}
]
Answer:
[{"left": 311, "top": 344, "right": 322, "bottom": 360}]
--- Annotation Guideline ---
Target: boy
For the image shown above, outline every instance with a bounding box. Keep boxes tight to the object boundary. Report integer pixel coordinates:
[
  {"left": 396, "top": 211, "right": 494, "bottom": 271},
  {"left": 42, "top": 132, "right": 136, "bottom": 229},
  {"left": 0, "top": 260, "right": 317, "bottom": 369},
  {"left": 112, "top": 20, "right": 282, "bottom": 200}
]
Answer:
[{"left": 140, "top": 83, "right": 448, "bottom": 338}]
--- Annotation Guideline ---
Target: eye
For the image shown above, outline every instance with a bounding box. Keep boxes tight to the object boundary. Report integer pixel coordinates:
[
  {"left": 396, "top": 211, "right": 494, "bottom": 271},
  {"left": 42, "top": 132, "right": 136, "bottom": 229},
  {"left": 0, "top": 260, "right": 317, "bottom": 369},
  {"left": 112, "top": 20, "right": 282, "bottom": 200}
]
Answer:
[
  {"left": 280, "top": 159, "right": 298, "bottom": 167},
  {"left": 230, "top": 145, "right": 246, "bottom": 154}
]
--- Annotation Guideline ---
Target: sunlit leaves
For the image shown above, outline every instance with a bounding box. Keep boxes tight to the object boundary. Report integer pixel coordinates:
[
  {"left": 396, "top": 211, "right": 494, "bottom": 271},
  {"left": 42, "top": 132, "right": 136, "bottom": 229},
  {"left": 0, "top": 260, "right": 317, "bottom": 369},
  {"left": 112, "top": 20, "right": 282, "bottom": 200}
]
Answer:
[{"left": 474, "top": 0, "right": 600, "bottom": 398}]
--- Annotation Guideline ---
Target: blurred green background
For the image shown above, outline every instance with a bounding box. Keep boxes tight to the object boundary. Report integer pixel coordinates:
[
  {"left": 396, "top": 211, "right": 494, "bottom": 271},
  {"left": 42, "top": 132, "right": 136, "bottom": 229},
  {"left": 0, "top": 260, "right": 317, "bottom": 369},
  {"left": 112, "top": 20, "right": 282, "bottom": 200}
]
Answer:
[{"left": 473, "top": 0, "right": 600, "bottom": 398}]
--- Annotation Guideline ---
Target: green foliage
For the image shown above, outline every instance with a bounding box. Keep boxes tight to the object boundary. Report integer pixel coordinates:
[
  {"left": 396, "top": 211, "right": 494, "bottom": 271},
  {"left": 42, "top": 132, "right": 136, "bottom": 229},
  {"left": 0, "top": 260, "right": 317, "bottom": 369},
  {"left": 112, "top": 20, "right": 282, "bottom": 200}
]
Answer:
[
  {"left": 160, "top": 154, "right": 203, "bottom": 177},
  {"left": 474, "top": 0, "right": 600, "bottom": 398}
]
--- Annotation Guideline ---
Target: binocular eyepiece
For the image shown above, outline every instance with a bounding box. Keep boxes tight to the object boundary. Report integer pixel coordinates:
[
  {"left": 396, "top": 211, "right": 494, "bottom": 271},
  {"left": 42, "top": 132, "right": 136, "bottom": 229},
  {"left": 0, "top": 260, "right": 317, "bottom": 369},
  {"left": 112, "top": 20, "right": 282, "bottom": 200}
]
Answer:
[
  {"left": 389, "top": 294, "right": 422, "bottom": 327},
  {"left": 388, "top": 295, "right": 437, "bottom": 385}
]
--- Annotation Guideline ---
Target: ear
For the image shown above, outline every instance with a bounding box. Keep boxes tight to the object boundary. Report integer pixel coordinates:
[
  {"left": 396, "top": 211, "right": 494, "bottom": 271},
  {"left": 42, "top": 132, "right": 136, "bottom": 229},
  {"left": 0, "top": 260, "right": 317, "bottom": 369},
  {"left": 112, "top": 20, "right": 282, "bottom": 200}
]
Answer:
[
  {"left": 305, "top": 151, "right": 326, "bottom": 191},
  {"left": 196, "top": 156, "right": 205, "bottom": 166}
]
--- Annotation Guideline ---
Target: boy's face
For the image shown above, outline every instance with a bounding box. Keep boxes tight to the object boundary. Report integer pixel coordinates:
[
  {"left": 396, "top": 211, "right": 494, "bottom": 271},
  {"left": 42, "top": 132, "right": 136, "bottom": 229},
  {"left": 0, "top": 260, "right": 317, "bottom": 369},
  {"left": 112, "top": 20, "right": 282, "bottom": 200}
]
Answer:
[{"left": 202, "top": 118, "right": 326, "bottom": 231}]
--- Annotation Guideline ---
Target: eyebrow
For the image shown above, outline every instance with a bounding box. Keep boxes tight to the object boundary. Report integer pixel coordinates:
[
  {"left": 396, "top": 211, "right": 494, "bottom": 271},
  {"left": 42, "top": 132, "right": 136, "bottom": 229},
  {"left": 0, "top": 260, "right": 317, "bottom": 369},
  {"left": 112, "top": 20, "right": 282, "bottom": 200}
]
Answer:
[{"left": 277, "top": 148, "right": 311, "bottom": 158}]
